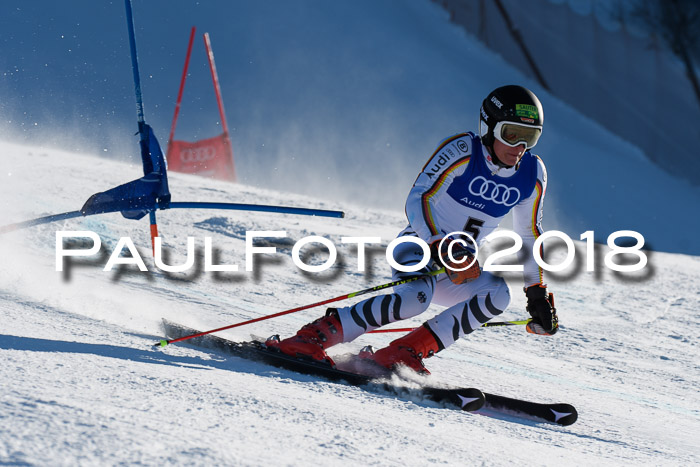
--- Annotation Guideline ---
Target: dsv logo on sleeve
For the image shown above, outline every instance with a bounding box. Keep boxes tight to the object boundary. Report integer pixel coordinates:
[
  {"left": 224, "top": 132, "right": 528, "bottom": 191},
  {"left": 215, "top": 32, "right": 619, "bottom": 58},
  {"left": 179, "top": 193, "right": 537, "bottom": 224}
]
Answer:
[
  {"left": 180, "top": 146, "right": 217, "bottom": 164},
  {"left": 468, "top": 176, "right": 521, "bottom": 206}
]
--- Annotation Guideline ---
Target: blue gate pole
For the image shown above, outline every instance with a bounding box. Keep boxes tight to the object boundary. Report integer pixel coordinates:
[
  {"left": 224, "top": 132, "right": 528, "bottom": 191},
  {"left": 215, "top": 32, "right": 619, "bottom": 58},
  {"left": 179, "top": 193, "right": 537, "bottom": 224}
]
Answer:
[{"left": 124, "top": 0, "right": 159, "bottom": 253}]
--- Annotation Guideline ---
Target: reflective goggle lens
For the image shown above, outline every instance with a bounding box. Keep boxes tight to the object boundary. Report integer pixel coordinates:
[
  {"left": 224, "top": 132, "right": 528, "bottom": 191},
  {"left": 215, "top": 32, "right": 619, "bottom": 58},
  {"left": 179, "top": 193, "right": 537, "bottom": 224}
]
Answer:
[{"left": 498, "top": 123, "right": 541, "bottom": 149}]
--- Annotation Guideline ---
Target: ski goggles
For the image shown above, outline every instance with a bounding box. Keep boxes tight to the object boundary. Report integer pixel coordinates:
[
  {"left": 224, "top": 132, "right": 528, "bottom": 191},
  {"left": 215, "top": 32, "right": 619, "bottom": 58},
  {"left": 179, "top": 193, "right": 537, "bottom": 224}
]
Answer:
[{"left": 494, "top": 121, "right": 542, "bottom": 149}]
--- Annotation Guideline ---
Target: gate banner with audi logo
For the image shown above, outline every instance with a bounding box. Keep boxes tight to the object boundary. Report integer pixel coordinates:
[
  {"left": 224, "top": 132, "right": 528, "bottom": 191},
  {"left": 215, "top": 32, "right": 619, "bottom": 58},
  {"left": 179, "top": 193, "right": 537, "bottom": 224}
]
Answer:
[
  {"left": 166, "top": 133, "right": 235, "bottom": 181},
  {"left": 166, "top": 28, "right": 237, "bottom": 182}
]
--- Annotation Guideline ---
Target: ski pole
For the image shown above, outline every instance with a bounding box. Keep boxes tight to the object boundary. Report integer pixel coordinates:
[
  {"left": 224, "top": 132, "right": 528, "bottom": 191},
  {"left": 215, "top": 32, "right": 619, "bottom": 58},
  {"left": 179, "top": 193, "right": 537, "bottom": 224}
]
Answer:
[
  {"left": 366, "top": 319, "right": 531, "bottom": 333},
  {"left": 480, "top": 319, "right": 531, "bottom": 327},
  {"left": 154, "top": 268, "right": 446, "bottom": 347}
]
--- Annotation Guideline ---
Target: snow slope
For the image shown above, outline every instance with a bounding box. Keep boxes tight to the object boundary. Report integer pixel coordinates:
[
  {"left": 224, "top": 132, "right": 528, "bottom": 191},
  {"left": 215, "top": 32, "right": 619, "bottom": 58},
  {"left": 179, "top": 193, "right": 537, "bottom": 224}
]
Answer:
[
  {"left": 2, "top": 0, "right": 700, "bottom": 254},
  {"left": 1, "top": 143, "right": 699, "bottom": 466}
]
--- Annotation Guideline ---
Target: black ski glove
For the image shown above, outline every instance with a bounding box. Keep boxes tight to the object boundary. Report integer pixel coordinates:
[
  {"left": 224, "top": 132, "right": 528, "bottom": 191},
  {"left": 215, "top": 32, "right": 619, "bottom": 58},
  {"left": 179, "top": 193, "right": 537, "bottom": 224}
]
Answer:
[{"left": 525, "top": 284, "right": 559, "bottom": 335}]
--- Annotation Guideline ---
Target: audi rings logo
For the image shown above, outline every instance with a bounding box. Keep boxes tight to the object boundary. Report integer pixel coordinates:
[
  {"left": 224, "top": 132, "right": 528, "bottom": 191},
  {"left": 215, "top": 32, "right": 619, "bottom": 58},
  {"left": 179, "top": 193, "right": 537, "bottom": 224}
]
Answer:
[
  {"left": 180, "top": 146, "right": 217, "bottom": 164},
  {"left": 468, "top": 176, "right": 521, "bottom": 206}
]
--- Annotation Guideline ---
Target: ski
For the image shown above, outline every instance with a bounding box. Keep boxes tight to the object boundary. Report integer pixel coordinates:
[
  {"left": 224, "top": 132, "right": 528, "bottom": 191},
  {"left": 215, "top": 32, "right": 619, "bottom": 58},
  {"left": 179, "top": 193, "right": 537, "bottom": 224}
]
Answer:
[
  {"left": 482, "top": 393, "right": 578, "bottom": 426},
  {"left": 161, "top": 320, "right": 484, "bottom": 411},
  {"left": 160, "top": 320, "right": 577, "bottom": 425}
]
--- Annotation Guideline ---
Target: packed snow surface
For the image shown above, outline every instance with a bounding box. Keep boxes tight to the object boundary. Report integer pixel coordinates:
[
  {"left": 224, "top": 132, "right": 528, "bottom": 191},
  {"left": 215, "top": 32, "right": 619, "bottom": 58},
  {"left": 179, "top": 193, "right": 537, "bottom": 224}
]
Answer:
[{"left": 0, "top": 143, "right": 698, "bottom": 465}]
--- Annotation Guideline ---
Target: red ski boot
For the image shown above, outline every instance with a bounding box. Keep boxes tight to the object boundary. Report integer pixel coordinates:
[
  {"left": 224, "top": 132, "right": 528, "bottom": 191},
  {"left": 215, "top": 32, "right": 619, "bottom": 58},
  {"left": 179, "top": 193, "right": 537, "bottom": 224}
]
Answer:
[
  {"left": 362, "top": 325, "right": 440, "bottom": 375},
  {"left": 265, "top": 309, "right": 344, "bottom": 366}
]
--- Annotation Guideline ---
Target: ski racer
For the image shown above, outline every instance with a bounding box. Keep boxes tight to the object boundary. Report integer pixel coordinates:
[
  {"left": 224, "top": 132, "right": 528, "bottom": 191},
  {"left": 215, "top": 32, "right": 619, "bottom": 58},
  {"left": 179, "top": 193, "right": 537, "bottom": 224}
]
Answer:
[{"left": 267, "top": 85, "right": 559, "bottom": 374}]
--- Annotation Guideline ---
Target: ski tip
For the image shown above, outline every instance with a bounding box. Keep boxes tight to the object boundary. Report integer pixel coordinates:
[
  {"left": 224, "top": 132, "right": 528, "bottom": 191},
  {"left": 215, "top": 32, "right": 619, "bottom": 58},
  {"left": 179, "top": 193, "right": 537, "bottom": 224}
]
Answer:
[
  {"left": 550, "top": 404, "right": 578, "bottom": 426},
  {"left": 456, "top": 389, "right": 486, "bottom": 411}
]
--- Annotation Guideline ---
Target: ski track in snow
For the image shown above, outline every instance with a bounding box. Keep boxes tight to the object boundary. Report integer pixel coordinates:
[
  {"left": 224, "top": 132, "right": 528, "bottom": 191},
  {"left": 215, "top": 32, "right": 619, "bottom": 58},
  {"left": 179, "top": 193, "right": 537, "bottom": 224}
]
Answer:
[{"left": 1, "top": 145, "right": 699, "bottom": 465}]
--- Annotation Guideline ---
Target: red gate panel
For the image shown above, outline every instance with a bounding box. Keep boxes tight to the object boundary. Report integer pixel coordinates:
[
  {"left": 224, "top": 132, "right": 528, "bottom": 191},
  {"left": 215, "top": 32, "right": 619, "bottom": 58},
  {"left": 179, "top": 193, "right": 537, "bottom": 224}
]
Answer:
[{"left": 166, "top": 133, "right": 235, "bottom": 181}]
